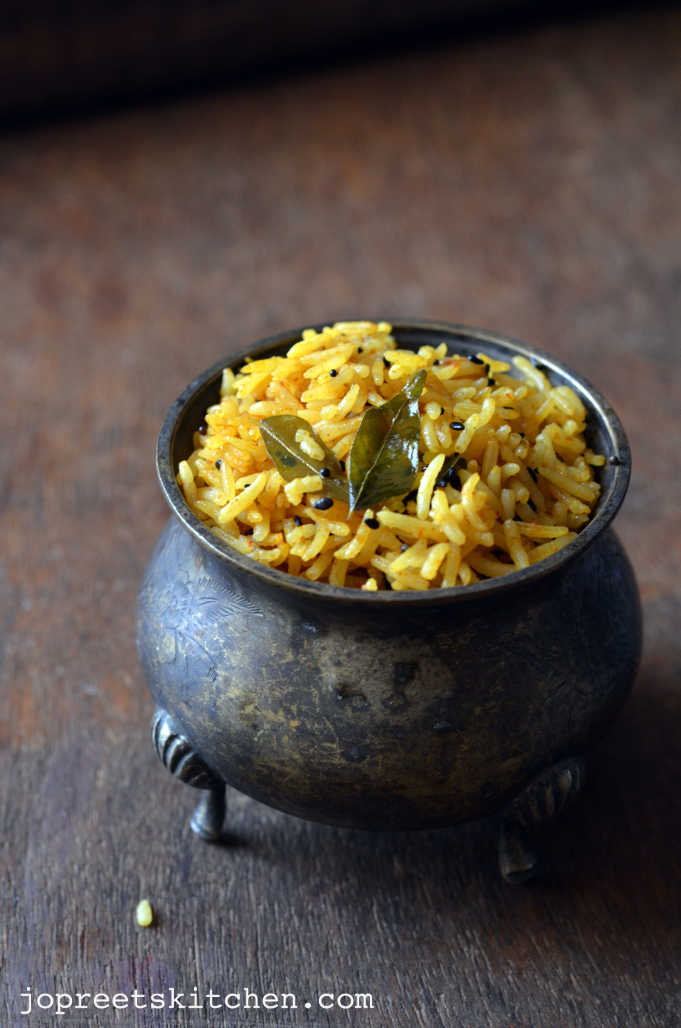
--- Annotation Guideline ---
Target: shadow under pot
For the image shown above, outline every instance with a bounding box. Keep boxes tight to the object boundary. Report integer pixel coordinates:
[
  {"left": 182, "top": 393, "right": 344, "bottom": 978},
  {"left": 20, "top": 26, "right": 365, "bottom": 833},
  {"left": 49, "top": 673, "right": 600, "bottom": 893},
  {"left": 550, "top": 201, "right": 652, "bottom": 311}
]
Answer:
[{"left": 136, "top": 320, "right": 641, "bottom": 883}]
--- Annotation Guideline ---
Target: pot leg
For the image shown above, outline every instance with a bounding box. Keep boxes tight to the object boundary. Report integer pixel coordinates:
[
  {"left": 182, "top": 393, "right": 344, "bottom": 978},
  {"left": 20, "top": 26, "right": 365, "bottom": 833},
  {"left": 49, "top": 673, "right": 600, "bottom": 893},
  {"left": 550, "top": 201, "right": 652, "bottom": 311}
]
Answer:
[
  {"left": 151, "top": 707, "right": 226, "bottom": 841},
  {"left": 498, "top": 755, "right": 585, "bottom": 884},
  {"left": 190, "top": 786, "right": 226, "bottom": 841}
]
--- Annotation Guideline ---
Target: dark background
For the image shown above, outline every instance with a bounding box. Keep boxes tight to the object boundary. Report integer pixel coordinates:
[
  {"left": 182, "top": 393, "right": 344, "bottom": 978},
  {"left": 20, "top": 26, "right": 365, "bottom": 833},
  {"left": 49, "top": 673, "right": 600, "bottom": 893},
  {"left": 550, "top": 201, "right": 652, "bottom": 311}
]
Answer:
[
  {"left": 2, "top": 4, "right": 681, "bottom": 1026},
  {"left": 0, "top": 0, "right": 648, "bottom": 125}
]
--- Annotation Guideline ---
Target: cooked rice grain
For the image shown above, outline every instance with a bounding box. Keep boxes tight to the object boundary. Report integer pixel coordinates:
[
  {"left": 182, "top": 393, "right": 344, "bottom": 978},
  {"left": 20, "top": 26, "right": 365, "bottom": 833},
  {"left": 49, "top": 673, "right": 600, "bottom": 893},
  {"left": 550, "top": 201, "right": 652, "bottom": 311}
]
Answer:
[{"left": 178, "top": 322, "right": 602, "bottom": 590}]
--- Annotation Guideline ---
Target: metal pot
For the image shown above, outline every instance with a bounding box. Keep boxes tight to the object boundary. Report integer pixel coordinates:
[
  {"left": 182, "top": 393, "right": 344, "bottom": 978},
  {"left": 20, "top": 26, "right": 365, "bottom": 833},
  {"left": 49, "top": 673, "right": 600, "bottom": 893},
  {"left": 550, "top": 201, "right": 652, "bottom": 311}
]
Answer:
[{"left": 136, "top": 321, "right": 641, "bottom": 881}]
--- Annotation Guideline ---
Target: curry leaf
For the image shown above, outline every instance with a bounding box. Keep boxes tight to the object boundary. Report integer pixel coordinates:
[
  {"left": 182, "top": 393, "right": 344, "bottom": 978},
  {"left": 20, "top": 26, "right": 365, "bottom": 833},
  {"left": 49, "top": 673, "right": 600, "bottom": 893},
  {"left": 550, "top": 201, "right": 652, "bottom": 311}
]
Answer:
[
  {"left": 260, "top": 415, "right": 349, "bottom": 503},
  {"left": 347, "top": 370, "right": 427, "bottom": 512}
]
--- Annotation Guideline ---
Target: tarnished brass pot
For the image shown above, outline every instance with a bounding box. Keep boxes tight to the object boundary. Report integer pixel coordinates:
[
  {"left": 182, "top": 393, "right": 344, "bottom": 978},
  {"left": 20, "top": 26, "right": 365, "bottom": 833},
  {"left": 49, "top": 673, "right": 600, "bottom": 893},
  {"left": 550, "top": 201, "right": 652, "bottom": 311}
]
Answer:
[{"left": 136, "top": 322, "right": 641, "bottom": 881}]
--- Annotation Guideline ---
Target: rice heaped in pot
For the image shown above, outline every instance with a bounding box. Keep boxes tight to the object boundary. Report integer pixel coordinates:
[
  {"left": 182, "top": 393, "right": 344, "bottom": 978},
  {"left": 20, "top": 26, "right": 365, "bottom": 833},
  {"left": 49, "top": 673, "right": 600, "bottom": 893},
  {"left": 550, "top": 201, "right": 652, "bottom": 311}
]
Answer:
[{"left": 178, "top": 322, "right": 603, "bottom": 590}]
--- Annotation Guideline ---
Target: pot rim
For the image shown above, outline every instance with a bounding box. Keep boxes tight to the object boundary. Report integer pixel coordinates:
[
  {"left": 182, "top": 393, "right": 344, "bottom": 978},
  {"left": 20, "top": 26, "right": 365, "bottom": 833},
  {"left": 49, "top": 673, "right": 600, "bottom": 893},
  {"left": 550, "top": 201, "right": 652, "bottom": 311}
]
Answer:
[{"left": 156, "top": 318, "right": 631, "bottom": 606}]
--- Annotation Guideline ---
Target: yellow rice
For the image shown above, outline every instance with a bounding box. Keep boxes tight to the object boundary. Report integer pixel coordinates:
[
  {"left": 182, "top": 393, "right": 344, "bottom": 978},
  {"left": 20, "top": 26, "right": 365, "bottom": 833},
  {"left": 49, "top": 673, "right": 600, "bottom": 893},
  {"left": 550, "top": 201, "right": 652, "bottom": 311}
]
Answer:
[{"left": 178, "top": 321, "right": 604, "bottom": 591}]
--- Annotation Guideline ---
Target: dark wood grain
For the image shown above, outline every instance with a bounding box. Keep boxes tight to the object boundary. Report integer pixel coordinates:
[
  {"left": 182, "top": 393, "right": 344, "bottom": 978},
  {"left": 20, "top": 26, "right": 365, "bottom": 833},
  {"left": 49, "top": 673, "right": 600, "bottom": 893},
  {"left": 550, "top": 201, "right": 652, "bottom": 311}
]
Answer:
[{"left": 2, "top": 7, "right": 681, "bottom": 1026}]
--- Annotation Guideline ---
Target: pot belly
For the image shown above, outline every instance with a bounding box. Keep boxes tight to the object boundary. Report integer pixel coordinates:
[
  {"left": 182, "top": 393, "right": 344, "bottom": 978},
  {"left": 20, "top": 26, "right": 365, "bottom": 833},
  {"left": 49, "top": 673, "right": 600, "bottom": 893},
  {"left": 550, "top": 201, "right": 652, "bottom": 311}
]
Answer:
[{"left": 137, "top": 518, "right": 641, "bottom": 830}]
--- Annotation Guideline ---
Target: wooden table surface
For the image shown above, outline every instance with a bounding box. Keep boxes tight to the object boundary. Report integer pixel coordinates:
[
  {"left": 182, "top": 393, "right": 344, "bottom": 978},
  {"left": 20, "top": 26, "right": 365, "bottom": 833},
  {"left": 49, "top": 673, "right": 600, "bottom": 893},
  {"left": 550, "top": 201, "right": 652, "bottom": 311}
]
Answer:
[{"left": 2, "top": 7, "right": 681, "bottom": 1026}]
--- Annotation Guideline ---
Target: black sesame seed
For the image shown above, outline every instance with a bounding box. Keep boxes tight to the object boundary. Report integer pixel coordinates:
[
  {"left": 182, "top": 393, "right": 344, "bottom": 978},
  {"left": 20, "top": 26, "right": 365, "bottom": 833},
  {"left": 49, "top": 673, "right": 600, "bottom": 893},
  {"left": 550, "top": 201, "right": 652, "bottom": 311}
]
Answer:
[
  {"left": 488, "top": 377, "right": 495, "bottom": 386},
  {"left": 528, "top": 467, "right": 539, "bottom": 483},
  {"left": 364, "top": 517, "right": 379, "bottom": 529},
  {"left": 294, "top": 515, "right": 302, "bottom": 526},
  {"left": 450, "top": 420, "right": 465, "bottom": 431},
  {"left": 314, "top": 497, "right": 333, "bottom": 510},
  {"left": 440, "top": 464, "right": 461, "bottom": 488},
  {"left": 400, "top": 543, "right": 409, "bottom": 552},
  {"left": 319, "top": 467, "right": 331, "bottom": 478},
  {"left": 357, "top": 347, "right": 363, "bottom": 353},
  {"left": 528, "top": 498, "right": 537, "bottom": 512},
  {"left": 434, "top": 359, "right": 441, "bottom": 366},
  {"left": 519, "top": 432, "right": 526, "bottom": 438},
  {"left": 215, "top": 460, "right": 222, "bottom": 469},
  {"left": 440, "top": 407, "right": 445, "bottom": 415},
  {"left": 198, "top": 423, "right": 207, "bottom": 435},
  {"left": 329, "top": 368, "right": 338, "bottom": 377},
  {"left": 469, "top": 355, "right": 484, "bottom": 365}
]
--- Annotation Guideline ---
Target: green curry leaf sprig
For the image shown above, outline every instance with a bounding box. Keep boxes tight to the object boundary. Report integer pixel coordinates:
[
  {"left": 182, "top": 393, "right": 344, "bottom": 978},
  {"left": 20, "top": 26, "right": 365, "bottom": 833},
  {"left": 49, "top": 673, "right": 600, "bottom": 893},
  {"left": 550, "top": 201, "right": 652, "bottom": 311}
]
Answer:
[{"left": 260, "top": 371, "right": 427, "bottom": 514}]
